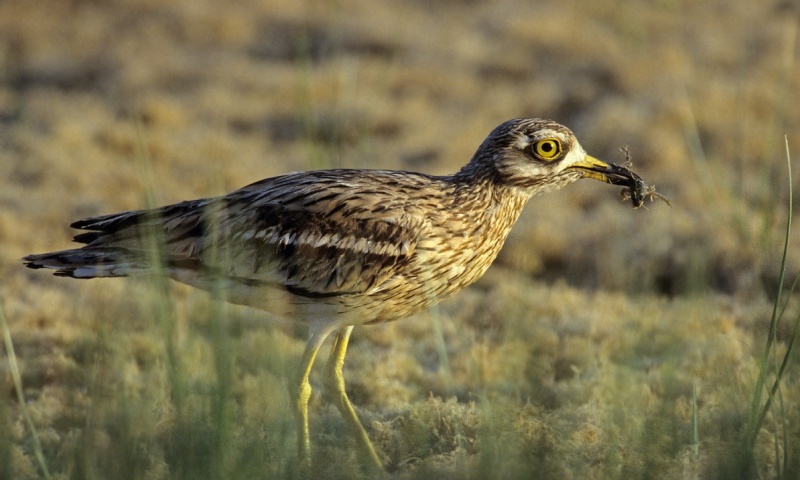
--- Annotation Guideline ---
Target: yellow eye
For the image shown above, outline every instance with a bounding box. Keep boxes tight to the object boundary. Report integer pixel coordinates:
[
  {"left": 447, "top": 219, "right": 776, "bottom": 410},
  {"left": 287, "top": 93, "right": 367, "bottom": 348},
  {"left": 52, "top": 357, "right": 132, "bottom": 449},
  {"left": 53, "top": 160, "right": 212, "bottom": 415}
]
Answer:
[{"left": 532, "top": 139, "right": 561, "bottom": 160}]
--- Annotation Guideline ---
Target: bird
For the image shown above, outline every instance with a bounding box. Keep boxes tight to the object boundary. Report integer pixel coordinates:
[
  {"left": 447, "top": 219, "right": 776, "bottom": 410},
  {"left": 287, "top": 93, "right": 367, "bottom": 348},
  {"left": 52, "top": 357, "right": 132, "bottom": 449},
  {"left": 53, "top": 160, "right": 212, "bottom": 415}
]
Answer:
[{"left": 23, "top": 118, "right": 644, "bottom": 471}]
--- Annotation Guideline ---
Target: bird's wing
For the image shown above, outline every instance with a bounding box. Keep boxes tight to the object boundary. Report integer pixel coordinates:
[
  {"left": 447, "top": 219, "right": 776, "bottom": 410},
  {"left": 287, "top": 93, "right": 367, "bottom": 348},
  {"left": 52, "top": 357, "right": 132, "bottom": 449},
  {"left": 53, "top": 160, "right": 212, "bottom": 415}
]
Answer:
[
  {"left": 215, "top": 171, "right": 428, "bottom": 297},
  {"left": 69, "top": 170, "right": 430, "bottom": 297}
]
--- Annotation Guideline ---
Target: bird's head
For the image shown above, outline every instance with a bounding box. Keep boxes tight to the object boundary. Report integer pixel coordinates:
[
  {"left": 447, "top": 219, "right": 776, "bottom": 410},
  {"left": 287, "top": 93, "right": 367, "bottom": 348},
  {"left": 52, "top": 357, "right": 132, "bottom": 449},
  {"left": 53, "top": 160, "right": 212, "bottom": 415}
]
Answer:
[{"left": 463, "top": 118, "right": 639, "bottom": 197}]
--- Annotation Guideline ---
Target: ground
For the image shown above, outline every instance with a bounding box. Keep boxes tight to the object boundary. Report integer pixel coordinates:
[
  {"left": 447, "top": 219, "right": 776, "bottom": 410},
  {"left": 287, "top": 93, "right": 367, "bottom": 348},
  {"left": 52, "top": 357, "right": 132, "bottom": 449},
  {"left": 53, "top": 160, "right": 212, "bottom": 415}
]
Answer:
[{"left": 1, "top": 0, "right": 799, "bottom": 478}]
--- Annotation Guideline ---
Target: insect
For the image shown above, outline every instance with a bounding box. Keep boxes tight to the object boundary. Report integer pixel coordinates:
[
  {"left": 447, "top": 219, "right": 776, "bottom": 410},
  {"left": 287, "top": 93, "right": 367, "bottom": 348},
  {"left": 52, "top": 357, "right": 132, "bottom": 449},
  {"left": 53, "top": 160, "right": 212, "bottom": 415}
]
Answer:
[{"left": 617, "top": 147, "right": 671, "bottom": 209}]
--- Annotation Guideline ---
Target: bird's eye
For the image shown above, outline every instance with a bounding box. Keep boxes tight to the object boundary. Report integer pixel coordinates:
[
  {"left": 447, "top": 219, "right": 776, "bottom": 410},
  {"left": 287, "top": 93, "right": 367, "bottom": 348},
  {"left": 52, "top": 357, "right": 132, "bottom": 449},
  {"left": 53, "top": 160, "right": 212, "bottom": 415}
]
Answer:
[{"left": 530, "top": 139, "right": 561, "bottom": 160}]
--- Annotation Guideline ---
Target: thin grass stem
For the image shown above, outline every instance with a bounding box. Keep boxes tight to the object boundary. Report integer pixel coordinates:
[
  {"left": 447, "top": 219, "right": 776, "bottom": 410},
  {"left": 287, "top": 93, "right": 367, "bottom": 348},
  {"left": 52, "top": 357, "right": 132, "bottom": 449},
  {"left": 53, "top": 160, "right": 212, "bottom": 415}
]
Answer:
[
  {"left": 691, "top": 380, "right": 699, "bottom": 458},
  {"left": 0, "top": 301, "right": 52, "bottom": 480},
  {"left": 746, "top": 137, "right": 796, "bottom": 477}
]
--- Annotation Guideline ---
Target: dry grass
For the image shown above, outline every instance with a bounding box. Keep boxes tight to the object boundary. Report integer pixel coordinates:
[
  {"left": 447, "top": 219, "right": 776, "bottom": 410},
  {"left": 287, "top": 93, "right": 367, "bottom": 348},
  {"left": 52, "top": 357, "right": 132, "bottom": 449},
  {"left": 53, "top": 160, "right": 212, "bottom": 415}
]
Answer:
[{"left": 2, "top": 0, "right": 800, "bottom": 478}]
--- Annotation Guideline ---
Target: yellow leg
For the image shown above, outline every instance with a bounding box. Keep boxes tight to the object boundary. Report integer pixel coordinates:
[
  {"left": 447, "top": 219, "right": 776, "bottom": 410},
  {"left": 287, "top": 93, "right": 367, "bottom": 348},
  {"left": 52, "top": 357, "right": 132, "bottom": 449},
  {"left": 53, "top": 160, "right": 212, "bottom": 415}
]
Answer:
[
  {"left": 293, "top": 331, "right": 328, "bottom": 468},
  {"left": 324, "top": 326, "right": 383, "bottom": 470}
]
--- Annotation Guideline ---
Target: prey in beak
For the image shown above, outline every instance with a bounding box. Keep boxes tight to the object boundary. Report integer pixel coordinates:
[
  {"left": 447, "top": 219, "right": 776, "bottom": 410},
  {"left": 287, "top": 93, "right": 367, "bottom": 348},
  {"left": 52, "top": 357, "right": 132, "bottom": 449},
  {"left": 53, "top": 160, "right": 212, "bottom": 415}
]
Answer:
[{"left": 569, "top": 154, "right": 671, "bottom": 208}]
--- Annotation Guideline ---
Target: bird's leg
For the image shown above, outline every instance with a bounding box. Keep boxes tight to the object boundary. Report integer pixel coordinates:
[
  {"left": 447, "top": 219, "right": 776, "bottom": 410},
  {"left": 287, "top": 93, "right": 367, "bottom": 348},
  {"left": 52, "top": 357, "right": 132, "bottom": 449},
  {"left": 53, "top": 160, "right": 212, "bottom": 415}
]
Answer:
[
  {"left": 324, "top": 326, "right": 383, "bottom": 470},
  {"left": 293, "top": 331, "right": 327, "bottom": 468}
]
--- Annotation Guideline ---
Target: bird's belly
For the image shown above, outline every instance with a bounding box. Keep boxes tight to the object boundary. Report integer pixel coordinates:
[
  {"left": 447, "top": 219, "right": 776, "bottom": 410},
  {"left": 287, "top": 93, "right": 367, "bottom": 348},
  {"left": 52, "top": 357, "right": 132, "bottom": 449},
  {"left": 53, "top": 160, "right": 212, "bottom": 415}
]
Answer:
[{"left": 355, "top": 245, "right": 496, "bottom": 325}]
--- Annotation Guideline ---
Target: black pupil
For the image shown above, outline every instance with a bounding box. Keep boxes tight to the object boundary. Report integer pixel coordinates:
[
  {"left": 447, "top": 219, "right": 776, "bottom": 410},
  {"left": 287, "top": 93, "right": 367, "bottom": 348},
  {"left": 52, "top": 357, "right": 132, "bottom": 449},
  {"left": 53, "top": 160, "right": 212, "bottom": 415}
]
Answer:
[{"left": 541, "top": 142, "right": 553, "bottom": 152}]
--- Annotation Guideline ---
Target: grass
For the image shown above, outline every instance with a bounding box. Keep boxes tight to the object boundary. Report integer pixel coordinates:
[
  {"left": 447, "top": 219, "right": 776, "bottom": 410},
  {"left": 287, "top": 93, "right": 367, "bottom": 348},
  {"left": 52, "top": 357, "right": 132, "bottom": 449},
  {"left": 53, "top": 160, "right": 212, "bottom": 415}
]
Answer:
[
  {"left": 742, "top": 138, "right": 799, "bottom": 479},
  {"left": 7, "top": 245, "right": 798, "bottom": 478},
  {"left": 1, "top": 300, "right": 51, "bottom": 480}
]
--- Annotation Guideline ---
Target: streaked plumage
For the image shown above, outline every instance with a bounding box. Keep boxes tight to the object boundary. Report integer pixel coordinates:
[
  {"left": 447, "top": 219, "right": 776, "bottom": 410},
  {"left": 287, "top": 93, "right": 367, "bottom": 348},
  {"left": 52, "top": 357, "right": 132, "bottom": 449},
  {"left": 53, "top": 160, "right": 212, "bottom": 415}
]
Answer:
[{"left": 23, "top": 118, "right": 644, "bottom": 470}]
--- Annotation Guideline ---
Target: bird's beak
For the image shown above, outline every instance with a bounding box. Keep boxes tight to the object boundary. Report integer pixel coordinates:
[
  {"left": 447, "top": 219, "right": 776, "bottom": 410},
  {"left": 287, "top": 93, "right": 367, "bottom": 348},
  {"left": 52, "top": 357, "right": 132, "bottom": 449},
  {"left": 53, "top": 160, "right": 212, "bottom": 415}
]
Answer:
[{"left": 568, "top": 154, "right": 640, "bottom": 187}]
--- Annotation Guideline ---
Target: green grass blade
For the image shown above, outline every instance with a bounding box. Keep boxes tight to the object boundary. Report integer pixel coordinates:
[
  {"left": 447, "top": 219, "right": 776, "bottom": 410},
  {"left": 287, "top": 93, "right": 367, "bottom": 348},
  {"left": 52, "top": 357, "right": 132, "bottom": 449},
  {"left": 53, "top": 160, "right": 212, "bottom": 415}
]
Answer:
[
  {"left": 0, "top": 301, "right": 52, "bottom": 480},
  {"left": 746, "top": 136, "right": 796, "bottom": 474},
  {"left": 691, "top": 380, "right": 699, "bottom": 458}
]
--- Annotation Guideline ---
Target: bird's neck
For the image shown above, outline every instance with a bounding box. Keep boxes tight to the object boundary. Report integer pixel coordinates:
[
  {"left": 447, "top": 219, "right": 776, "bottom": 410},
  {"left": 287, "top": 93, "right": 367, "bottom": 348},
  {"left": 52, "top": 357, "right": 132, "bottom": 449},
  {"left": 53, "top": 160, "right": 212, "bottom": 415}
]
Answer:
[
  {"left": 421, "top": 168, "right": 528, "bottom": 294},
  {"left": 447, "top": 165, "right": 531, "bottom": 246},
  {"left": 450, "top": 160, "right": 532, "bottom": 217}
]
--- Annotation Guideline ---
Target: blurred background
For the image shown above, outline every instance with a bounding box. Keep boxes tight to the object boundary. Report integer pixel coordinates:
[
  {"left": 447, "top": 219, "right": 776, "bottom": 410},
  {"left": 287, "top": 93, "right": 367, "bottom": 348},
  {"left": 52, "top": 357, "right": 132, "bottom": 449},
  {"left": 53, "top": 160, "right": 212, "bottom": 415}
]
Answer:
[{"left": 1, "top": 1, "right": 799, "bottom": 478}]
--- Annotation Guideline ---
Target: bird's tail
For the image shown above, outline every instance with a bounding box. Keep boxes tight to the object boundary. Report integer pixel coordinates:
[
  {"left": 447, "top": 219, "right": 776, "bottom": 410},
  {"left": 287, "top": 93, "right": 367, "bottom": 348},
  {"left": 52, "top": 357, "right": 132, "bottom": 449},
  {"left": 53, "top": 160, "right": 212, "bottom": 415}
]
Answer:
[
  {"left": 23, "top": 247, "right": 151, "bottom": 279},
  {"left": 22, "top": 207, "right": 181, "bottom": 279}
]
